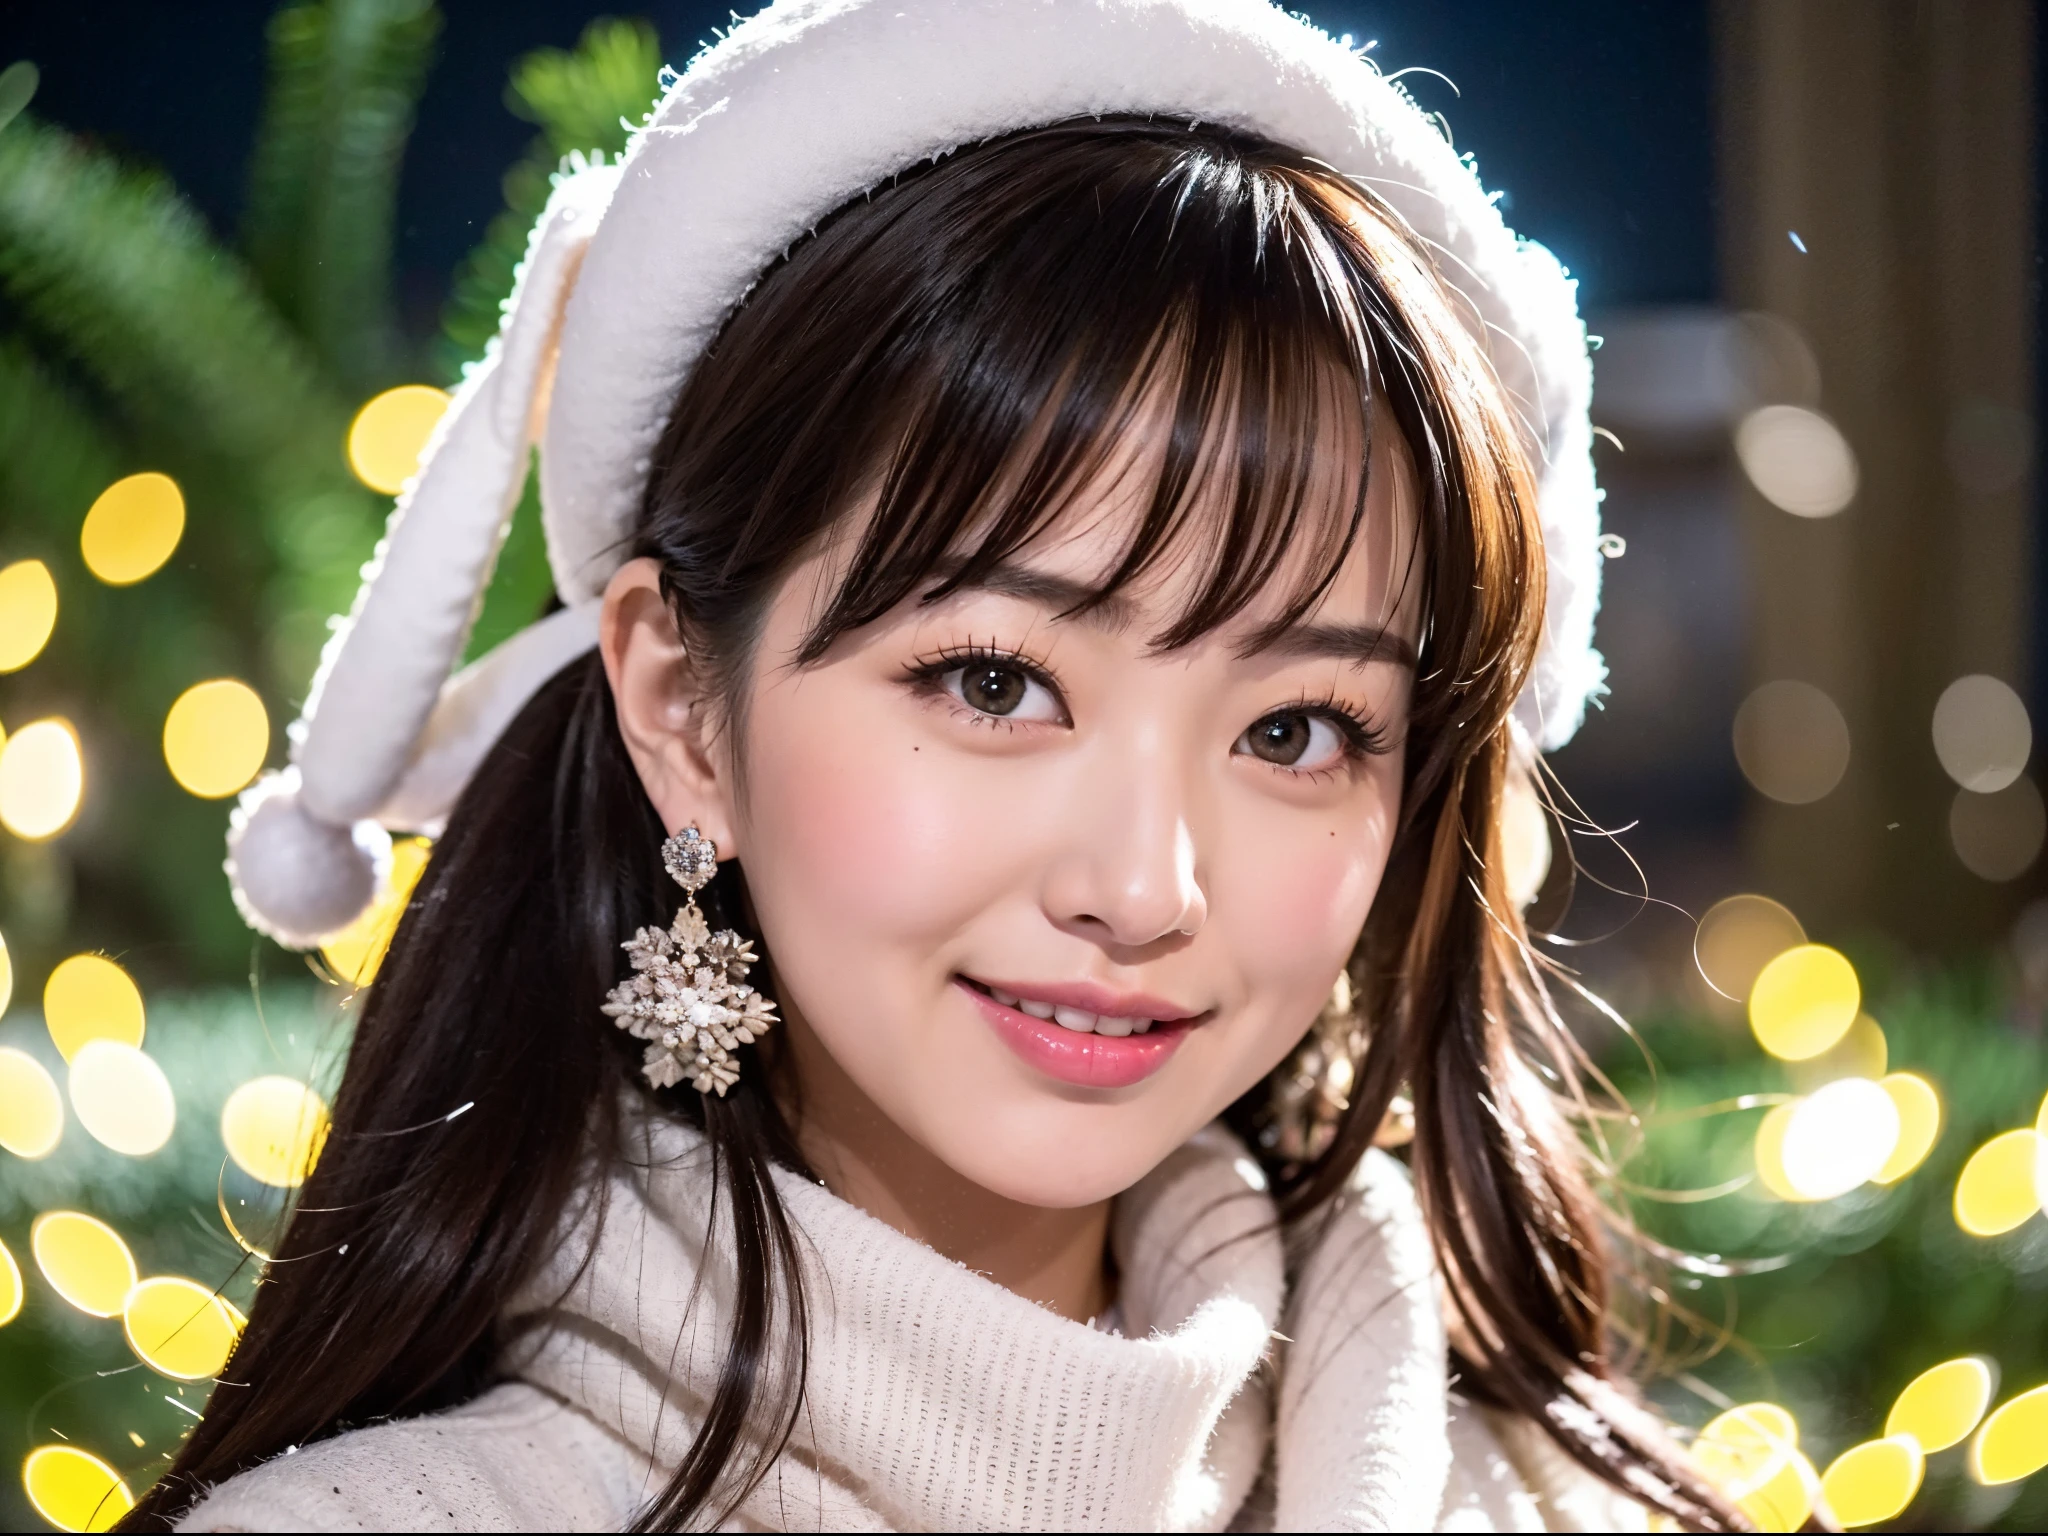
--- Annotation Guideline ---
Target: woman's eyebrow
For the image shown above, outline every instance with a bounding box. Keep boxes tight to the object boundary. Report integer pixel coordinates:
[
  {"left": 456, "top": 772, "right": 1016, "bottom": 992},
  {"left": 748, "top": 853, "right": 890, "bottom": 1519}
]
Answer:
[
  {"left": 925, "top": 561, "right": 1138, "bottom": 631},
  {"left": 928, "top": 559, "right": 1414, "bottom": 666},
  {"left": 1245, "top": 621, "right": 1418, "bottom": 670}
]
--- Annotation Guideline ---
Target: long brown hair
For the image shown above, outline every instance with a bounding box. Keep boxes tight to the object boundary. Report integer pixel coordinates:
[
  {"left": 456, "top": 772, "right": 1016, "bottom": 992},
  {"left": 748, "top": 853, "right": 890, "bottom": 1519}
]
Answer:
[{"left": 126, "top": 119, "right": 1740, "bottom": 1531}]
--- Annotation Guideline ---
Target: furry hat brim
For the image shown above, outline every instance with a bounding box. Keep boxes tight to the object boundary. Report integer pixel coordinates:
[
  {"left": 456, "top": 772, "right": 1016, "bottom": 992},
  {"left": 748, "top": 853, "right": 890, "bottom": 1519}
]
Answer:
[{"left": 230, "top": 0, "right": 1606, "bottom": 947}]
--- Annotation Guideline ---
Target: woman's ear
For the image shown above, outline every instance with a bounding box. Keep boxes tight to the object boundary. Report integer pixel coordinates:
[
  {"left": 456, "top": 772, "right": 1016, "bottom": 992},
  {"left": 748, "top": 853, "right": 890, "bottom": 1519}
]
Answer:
[{"left": 598, "top": 557, "right": 741, "bottom": 855}]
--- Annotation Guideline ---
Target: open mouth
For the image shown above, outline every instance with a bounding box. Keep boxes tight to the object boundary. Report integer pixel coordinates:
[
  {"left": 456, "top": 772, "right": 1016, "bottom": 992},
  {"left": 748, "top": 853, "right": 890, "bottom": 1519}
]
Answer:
[{"left": 956, "top": 977, "right": 1203, "bottom": 1088}]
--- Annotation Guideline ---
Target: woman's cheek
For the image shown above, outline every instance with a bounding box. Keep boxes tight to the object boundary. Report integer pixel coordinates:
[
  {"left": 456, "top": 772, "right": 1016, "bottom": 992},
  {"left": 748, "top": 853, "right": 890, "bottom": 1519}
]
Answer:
[
  {"left": 736, "top": 674, "right": 1034, "bottom": 1000},
  {"left": 1224, "top": 776, "right": 1399, "bottom": 1045}
]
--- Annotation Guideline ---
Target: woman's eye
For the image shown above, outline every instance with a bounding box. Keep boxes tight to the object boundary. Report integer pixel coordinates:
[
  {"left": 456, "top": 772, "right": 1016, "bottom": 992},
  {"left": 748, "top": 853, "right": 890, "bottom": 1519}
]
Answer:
[
  {"left": 1238, "top": 711, "right": 1348, "bottom": 771},
  {"left": 945, "top": 661, "right": 1064, "bottom": 722}
]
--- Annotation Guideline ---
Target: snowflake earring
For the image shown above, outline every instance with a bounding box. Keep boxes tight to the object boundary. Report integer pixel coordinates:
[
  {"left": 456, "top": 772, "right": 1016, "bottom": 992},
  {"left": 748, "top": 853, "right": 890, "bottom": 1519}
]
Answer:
[{"left": 601, "top": 825, "right": 778, "bottom": 1095}]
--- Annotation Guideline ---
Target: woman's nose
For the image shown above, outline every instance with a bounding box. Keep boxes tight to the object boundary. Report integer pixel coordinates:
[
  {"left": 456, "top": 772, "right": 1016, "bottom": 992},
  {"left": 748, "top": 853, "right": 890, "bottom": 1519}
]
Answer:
[{"left": 1043, "top": 759, "right": 1209, "bottom": 949}]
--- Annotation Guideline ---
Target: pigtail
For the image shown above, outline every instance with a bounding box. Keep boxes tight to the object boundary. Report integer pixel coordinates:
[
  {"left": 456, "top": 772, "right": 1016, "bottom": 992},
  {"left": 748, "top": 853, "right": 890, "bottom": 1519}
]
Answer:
[
  {"left": 122, "top": 659, "right": 812, "bottom": 1532},
  {"left": 628, "top": 1087, "right": 813, "bottom": 1531}
]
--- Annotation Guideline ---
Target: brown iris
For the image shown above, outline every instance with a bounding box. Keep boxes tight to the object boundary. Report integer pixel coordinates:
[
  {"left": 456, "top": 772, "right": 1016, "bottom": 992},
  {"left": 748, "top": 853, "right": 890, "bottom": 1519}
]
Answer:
[
  {"left": 964, "top": 664, "right": 1028, "bottom": 715},
  {"left": 1245, "top": 713, "right": 1312, "bottom": 765}
]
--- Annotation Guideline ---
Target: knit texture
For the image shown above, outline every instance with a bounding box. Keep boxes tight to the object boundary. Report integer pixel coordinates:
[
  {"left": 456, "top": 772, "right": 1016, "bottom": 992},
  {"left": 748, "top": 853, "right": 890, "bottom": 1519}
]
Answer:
[{"left": 179, "top": 1121, "right": 1646, "bottom": 1532}]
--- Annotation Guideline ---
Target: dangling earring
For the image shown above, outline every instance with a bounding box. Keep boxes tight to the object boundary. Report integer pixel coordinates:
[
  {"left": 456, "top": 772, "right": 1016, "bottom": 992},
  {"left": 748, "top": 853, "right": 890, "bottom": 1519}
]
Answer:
[{"left": 602, "top": 824, "right": 778, "bottom": 1095}]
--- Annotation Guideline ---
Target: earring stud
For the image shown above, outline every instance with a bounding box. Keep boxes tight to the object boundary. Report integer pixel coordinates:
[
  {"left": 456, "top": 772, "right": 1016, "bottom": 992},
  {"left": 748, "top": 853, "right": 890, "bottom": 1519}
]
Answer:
[{"left": 601, "top": 825, "right": 778, "bottom": 1095}]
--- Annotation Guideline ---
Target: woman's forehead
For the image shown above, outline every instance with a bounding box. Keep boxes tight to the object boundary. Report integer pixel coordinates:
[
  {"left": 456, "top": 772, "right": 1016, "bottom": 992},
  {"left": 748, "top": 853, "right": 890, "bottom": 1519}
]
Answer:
[
  {"left": 947, "top": 400, "right": 1422, "bottom": 646},
  {"left": 796, "top": 318, "right": 1426, "bottom": 665}
]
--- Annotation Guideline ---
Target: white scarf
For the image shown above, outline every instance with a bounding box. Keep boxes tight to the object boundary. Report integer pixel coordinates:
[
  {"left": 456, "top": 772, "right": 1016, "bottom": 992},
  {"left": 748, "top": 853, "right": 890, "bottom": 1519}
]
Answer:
[{"left": 499, "top": 1114, "right": 1639, "bottom": 1532}]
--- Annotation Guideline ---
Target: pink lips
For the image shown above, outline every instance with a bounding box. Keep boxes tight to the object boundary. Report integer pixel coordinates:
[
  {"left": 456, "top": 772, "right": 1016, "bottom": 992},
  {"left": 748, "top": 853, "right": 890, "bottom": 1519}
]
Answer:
[{"left": 956, "top": 977, "right": 1199, "bottom": 1089}]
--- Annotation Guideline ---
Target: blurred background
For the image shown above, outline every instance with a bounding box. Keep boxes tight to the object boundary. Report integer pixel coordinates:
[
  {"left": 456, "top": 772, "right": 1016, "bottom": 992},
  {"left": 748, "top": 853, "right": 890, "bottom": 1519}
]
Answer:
[{"left": 0, "top": 0, "right": 2044, "bottom": 1529}]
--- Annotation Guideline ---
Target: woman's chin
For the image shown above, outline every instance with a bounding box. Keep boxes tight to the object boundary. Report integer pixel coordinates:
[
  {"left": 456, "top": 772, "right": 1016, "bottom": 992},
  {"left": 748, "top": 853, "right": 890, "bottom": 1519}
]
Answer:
[
  {"left": 935, "top": 1133, "right": 1170, "bottom": 1210},
  {"left": 900, "top": 1069, "right": 1211, "bottom": 1210}
]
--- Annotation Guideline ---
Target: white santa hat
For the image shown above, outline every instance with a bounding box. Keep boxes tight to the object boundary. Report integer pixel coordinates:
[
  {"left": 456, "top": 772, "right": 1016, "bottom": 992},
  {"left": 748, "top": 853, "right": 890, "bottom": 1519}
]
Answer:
[{"left": 227, "top": 0, "right": 1608, "bottom": 949}]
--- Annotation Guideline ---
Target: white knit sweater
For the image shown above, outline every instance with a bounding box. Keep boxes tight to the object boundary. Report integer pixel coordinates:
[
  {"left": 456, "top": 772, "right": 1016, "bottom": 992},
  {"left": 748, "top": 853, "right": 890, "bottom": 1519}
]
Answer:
[{"left": 179, "top": 1119, "right": 1645, "bottom": 1532}]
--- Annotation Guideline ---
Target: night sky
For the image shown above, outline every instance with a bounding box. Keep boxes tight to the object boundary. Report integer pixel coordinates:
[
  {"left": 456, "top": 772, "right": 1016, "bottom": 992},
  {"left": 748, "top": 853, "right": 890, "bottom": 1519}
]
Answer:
[{"left": 8, "top": 0, "right": 1716, "bottom": 325}]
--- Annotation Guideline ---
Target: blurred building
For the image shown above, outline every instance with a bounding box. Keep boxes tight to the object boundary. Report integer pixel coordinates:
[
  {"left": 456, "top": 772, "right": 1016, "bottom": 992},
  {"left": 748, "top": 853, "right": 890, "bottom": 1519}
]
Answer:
[{"left": 1554, "top": 1, "right": 2041, "bottom": 983}]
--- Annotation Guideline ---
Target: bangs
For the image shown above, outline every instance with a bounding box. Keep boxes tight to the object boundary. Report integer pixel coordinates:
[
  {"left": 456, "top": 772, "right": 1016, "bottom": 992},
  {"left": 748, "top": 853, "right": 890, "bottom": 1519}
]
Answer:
[{"left": 787, "top": 120, "right": 1435, "bottom": 663}]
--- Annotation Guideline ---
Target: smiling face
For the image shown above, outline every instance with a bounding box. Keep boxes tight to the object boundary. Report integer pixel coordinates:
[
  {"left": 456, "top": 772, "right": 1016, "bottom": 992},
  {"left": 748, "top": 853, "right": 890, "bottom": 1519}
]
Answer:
[
  {"left": 672, "top": 417, "right": 1423, "bottom": 1210},
  {"left": 582, "top": 119, "right": 1677, "bottom": 1522},
  {"left": 598, "top": 122, "right": 1482, "bottom": 1220}
]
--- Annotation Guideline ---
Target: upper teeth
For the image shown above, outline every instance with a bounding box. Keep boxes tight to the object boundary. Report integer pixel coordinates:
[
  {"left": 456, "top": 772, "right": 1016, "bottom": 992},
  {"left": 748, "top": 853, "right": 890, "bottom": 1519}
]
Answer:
[{"left": 988, "top": 987, "right": 1153, "bottom": 1036}]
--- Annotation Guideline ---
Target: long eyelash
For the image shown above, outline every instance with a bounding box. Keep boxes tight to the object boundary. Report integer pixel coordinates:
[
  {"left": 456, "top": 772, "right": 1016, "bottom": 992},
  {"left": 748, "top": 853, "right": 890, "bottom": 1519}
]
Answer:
[
  {"left": 1263, "top": 688, "right": 1394, "bottom": 760},
  {"left": 900, "top": 650, "right": 1384, "bottom": 760},
  {"left": 900, "top": 640, "right": 1061, "bottom": 694}
]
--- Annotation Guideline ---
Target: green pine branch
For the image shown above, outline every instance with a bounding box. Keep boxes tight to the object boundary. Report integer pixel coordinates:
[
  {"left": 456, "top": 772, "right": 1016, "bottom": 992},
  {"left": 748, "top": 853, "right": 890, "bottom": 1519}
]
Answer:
[
  {"left": 0, "top": 16, "right": 663, "bottom": 981},
  {"left": 0, "top": 332, "right": 123, "bottom": 551},
  {"left": 0, "top": 112, "right": 350, "bottom": 510},
  {"left": 438, "top": 17, "right": 663, "bottom": 376},
  {"left": 512, "top": 15, "right": 666, "bottom": 157},
  {"left": 242, "top": 0, "right": 441, "bottom": 392},
  {"left": 0, "top": 108, "right": 387, "bottom": 692}
]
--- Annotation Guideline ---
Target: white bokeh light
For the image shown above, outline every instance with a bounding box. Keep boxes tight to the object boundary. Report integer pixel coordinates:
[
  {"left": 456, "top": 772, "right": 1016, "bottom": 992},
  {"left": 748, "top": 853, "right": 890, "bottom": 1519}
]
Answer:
[
  {"left": 1932, "top": 674, "right": 2031, "bottom": 793},
  {"left": 1734, "top": 680, "right": 1851, "bottom": 804},
  {"left": 1781, "top": 1078, "right": 1901, "bottom": 1201},
  {"left": 1736, "top": 404, "right": 1859, "bottom": 517}
]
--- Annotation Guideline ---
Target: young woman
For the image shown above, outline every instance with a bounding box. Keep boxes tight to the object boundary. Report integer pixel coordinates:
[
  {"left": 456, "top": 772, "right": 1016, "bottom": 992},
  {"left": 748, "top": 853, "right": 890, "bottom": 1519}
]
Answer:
[{"left": 130, "top": 1, "right": 1738, "bottom": 1529}]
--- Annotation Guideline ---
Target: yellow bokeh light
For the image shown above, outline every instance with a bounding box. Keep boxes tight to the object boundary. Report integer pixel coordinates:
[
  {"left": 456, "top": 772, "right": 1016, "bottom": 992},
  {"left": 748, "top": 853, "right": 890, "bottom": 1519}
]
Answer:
[
  {"left": 1887, "top": 1357, "right": 1993, "bottom": 1452},
  {"left": 1754, "top": 1102, "right": 1805, "bottom": 1201},
  {"left": 1779, "top": 1077, "right": 1900, "bottom": 1201},
  {"left": 1695, "top": 893, "right": 1805, "bottom": 1001},
  {"left": 221, "top": 1076, "right": 330, "bottom": 1188},
  {"left": 0, "top": 716, "right": 83, "bottom": 839},
  {"left": 0, "top": 1236, "right": 21, "bottom": 1325},
  {"left": 22, "top": 1445, "right": 134, "bottom": 1533},
  {"left": 1741, "top": 1453, "right": 1816, "bottom": 1535},
  {"left": 2037, "top": 1090, "right": 2048, "bottom": 1211},
  {"left": 1694, "top": 1403, "right": 1799, "bottom": 1504},
  {"left": 1874, "top": 1073, "right": 1941, "bottom": 1183},
  {"left": 0, "top": 925, "right": 12, "bottom": 1016},
  {"left": 1818, "top": 1436, "right": 1922, "bottom": 1528},
  {"left": 1787, "top": 1013, "right": 1887, "bottom": 1091},
  {"left": 1749, "top": 943, "right": 1860, "bottom": 1060},
  {"left": 0, "top": 1045, "right": 64, "bottom": 1159},
  {"left": 1704, "top": 1401, "right": 1798, "bottom": 1448},
  {"left": 123, "top": 1275, "right": 245, "bottom": 1380},
  {"left": 347, "top": 384, "right": 451, "bottom": 494},
  {"left": 1956, "top": 1129, "right": 2042, "bottom": 1237},
  {"left": 1973, "top": 1385, "right": 2048, "bottom": 1484},
  {"left": 30, "top": 1211, "right": 137, "bottom": 1318},
  {"left": 1693, "top": 1404, "right": 1814, "bottom": 1532},
  {"left": 80, "top": 472, "right": 185, "bottom": 585},
  {"left": 43, "top": 954, "right": 144, "bottom": 1062},
  {"left": 162, "top": 678, "right": 269, "bottom": 799},
  {"left": 321, "top": 836, "right": 432, "bottom": 984},
  {"left": 0, "top": 558, "right": 58, "bottom": 673},
  {"left": 68, "top": 1040, "right": 175, "bottom": 1157}
]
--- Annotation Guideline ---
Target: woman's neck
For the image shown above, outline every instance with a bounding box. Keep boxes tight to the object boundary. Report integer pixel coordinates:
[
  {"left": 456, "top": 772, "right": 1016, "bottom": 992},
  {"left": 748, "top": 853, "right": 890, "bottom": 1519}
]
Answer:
[{"left": 778, "top": 1018, "right": 1113, "bottom": 1324}]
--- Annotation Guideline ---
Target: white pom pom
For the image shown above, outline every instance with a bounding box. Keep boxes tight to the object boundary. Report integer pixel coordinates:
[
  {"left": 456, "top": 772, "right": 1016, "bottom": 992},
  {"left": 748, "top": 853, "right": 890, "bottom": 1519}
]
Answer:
[{"left": 225, "top": 769, "right": 393, "bottom": 950}]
